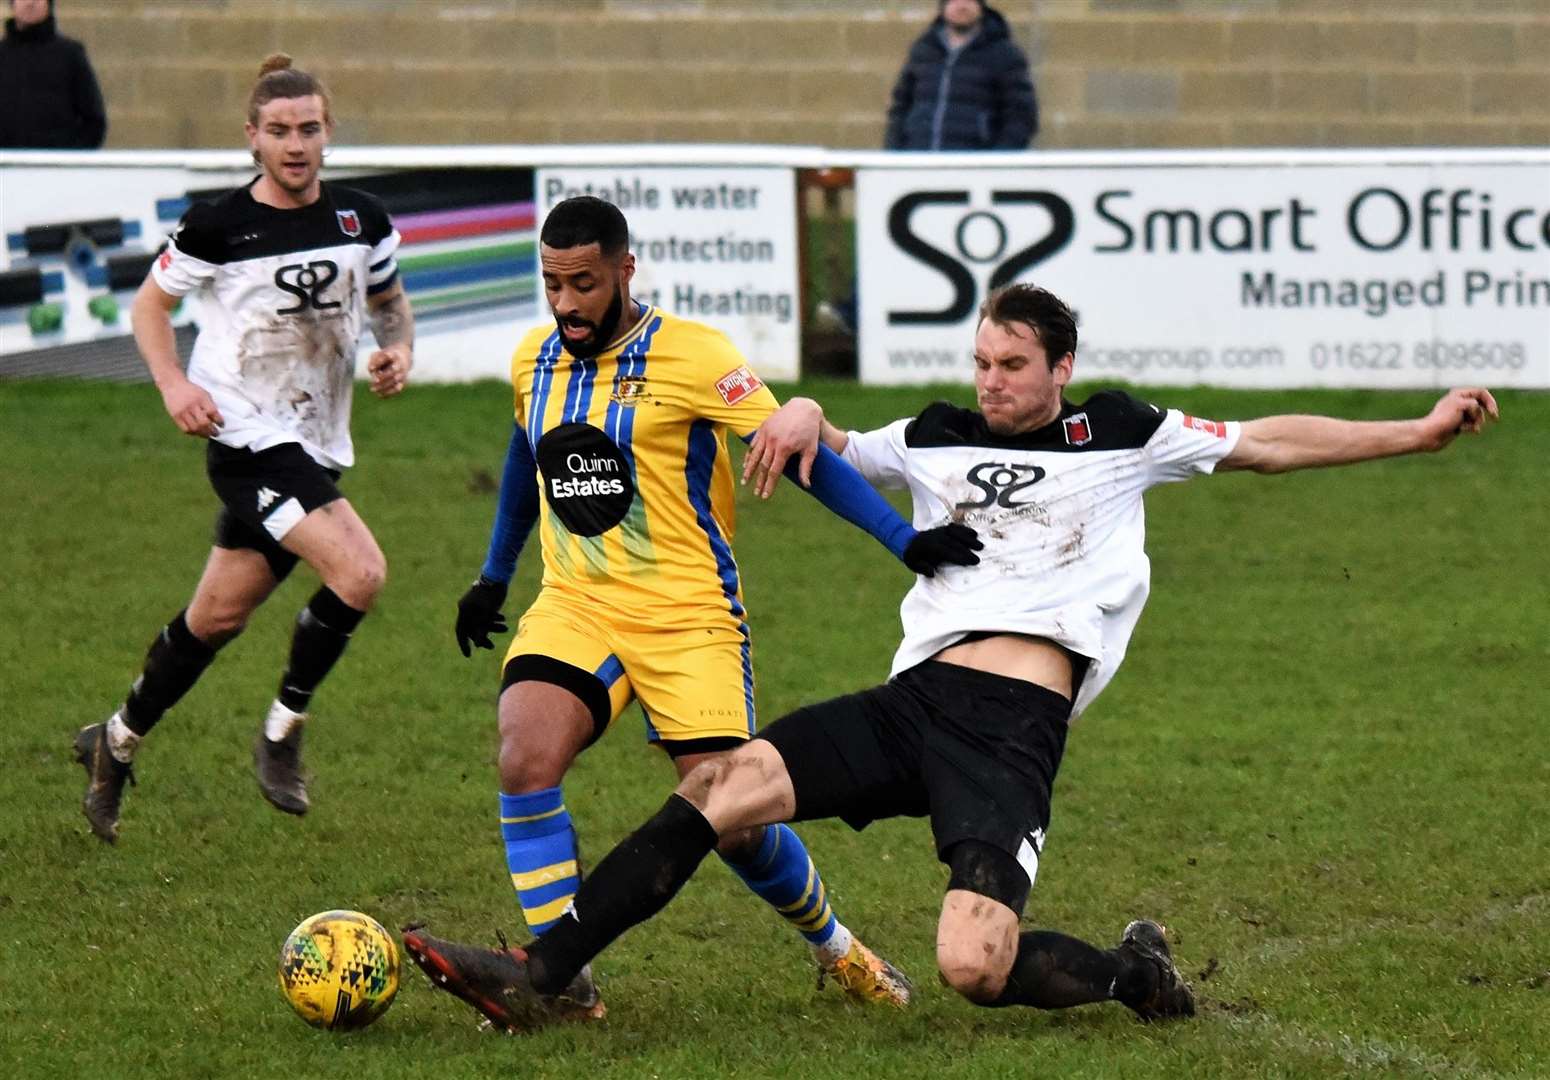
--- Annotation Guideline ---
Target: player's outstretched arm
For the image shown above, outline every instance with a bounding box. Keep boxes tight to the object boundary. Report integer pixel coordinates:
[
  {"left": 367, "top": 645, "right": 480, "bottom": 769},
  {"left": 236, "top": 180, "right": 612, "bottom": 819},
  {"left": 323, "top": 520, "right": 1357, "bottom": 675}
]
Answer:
[
  {"left": 742, "top": 396, "right": 848, "bottom": 497},
  {"left": 742, "top": 396, "right": 980, "bottom": 575},
  {"left": 131, "top": 276, "right": 223, "bottom": 438},
  {"left": 366, "top": 281, "right": 414, "bottom": 398},
  {"left": 1218, "top": 387, "right": 1499, "bottom": 475},
  {"left": 454, "top": 422, "right": 540, "bottom": 657}
]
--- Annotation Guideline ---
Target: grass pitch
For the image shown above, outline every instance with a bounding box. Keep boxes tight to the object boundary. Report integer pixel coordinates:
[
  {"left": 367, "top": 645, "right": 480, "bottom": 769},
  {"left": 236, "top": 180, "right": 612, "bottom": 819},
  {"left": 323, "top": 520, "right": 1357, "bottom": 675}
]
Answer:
[{"left": 1, "top": 377, "right": 1546, "bottom": 1079}]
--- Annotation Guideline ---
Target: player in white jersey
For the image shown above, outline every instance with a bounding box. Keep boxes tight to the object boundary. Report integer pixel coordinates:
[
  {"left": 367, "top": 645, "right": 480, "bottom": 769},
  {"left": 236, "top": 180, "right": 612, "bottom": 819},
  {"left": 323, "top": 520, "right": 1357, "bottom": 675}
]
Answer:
[
  {"left": 73, "top": 54, "right": 414, "bottom": 843},
  {"left": 392, "top": 283, "right": 1499, "bottom": 1031}
]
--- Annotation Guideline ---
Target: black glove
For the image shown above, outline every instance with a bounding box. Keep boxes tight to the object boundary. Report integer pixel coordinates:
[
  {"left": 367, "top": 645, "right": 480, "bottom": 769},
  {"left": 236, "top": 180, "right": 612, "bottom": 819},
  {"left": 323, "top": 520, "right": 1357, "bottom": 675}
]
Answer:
[
  {"left": 454, "top": 576, "right": 510, "bottom": 657},
  {"left": 902, "top": 523, "right": 983, "bottom": 577}
]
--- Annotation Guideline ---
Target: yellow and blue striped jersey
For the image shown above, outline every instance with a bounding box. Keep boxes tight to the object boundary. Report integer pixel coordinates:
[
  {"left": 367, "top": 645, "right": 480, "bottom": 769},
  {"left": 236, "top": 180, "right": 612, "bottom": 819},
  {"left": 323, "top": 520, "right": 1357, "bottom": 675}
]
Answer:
[{"left": 509, "top": 305, "right": 779, "bottom": 630}]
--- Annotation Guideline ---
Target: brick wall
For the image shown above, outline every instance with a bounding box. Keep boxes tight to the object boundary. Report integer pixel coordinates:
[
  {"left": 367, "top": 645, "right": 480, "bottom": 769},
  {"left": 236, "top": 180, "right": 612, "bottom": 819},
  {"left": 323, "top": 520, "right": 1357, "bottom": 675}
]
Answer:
[{"left": 61, "top": 0, "right": 1550, "bottom": 151}]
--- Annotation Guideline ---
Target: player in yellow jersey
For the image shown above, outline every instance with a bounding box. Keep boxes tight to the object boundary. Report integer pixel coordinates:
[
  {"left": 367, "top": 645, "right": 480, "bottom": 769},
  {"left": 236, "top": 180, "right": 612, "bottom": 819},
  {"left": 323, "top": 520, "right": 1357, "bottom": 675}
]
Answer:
[{"left": 403, "top": 197, "right": 981, "bottom": 1026}]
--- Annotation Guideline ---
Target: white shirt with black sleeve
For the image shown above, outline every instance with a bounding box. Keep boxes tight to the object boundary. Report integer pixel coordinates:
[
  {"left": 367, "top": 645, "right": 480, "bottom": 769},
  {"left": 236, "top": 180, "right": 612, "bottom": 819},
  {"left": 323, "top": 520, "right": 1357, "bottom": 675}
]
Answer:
[
  {"left": 842, "top": 390, "right": 1241, "bottom": 720},
  {"left": 150, "top": 179, "right": 401, "bottom": 470}
]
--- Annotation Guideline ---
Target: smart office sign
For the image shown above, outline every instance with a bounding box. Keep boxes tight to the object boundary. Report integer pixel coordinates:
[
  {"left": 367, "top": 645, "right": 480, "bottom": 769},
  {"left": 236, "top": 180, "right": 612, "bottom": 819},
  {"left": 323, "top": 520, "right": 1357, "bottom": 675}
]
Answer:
[
  {"left": 856, "top": 164, "right": 1550, "bottom": 388},
  {"left": 536, "top": 167, "right": 800, "bottom": 380}
]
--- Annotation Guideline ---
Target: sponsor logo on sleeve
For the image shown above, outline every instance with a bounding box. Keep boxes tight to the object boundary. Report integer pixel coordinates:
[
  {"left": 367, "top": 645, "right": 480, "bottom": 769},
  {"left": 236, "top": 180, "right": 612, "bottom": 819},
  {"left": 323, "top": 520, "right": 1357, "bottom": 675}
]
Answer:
[
  {"left": 336, "top": 209, "right": 362, "bottom": 238},
  {"left": 1062, "top": 412, "right": 1092, "bottom": 446},
  {"left": 1182, "top": 414, "right": 1227, "bottom": 438},
  {"left": 157, "top": 248, "right": 173, "bottom": 271},
  {"left": 714, "top": 365, "right": 763, "bottom": 406}
]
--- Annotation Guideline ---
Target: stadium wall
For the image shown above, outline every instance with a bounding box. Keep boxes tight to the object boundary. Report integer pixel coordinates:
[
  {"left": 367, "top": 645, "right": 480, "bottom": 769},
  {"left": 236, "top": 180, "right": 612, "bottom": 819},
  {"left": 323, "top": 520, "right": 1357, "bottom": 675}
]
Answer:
[{"left": 66, "top": 0, "right": 1550, "bottom": 152}]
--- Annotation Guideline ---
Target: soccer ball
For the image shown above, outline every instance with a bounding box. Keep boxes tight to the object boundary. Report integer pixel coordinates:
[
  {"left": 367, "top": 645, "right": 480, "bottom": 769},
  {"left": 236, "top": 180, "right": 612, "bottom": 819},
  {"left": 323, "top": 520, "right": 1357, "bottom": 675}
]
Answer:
[{"left": 277, "top": 909, "right": 400, "bottom": 1030}]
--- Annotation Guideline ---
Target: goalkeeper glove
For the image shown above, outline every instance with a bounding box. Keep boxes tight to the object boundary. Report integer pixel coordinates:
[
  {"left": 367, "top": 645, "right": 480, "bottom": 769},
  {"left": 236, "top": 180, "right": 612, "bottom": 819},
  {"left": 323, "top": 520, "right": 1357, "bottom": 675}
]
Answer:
[
  {"left": 454, "top": 575, "right": 510, "bottom": 657},
  {"left": 902, "top": 523, "right": 983, "bottom": 577}
]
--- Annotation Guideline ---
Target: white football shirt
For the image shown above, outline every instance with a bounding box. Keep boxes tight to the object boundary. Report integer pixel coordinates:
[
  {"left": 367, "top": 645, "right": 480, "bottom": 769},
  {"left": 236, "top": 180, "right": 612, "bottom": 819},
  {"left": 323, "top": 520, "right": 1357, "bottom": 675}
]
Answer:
[
  {"left": 843, "top": 391, "right": 1240, "bottom": 719},
  {"left": 151, "top": 180, "right": 401, "bottom": 470}
]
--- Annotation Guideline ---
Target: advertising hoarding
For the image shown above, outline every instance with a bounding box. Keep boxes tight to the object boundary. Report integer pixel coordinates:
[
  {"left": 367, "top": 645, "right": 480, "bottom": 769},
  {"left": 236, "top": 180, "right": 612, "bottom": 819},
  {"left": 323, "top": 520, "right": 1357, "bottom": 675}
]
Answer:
[
  {"left": 857, "top": 162, "right": 1550, "bottom": 388},
  {"left": 1, "top": 164, "right": 538, "bottom": 381},
  {"left": 536, "top": 166, "right": 800, "bottom": 380}
]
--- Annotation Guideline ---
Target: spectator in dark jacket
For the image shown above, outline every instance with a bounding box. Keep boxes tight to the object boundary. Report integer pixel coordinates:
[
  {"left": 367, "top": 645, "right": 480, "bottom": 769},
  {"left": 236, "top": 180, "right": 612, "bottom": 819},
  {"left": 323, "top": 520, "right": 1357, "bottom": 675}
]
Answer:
[
  {"left": 885, "top": 0, "right": 1036, "bottom": 151},
  {"left": 0, "top": 0, "right": 107, "bottom": 148}
]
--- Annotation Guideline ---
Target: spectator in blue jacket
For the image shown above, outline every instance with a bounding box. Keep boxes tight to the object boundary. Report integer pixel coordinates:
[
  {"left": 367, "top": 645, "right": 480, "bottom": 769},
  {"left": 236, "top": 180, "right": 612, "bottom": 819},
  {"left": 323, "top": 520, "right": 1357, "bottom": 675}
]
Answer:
[
  {"left": 884, "top": 0, "right": 1037, "bottom": 151},
  {"left": 815, "top": 1, "right": 1040, "bottom": 339},
  {"left": 0, "top": 0, "right": 107, "bottom": 149}
]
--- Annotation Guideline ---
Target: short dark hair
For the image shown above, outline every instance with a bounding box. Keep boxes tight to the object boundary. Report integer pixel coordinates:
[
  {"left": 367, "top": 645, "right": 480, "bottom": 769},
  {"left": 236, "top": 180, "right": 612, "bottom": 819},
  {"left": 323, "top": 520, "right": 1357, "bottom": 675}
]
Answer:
[
  {"left": 541, "top": 196, "right": 629, "bottom": 258},
  {"left": 978, "top": 284, "right": 1078, "bottom": 368}
]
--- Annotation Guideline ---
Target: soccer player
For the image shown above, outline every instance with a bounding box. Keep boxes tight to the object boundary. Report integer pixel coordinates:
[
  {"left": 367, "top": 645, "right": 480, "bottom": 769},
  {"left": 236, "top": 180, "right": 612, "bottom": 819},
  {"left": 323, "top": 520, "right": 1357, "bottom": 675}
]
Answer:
[
  {"left": 73, "top": 54, "right": 413, "bottom": 843},
  {"left": 404, "top": 283, "right": 1499, "bottom": 1030},
  {"left": 431, "top": 195, "right": 981, "bottom": 1019}
]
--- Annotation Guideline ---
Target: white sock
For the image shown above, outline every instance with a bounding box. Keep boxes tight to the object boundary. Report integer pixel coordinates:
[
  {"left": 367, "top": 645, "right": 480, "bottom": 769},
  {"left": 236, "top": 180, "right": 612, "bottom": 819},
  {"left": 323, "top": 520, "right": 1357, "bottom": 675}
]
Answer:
[
  {"left": 105, "top": 710, "right": 139, "bottom": 764},
  {"left": 812, "top": 922, "right": 854, "bottom": 967},
  {"left": 263, "top": 700, "right": 306, "bottom": 742}
]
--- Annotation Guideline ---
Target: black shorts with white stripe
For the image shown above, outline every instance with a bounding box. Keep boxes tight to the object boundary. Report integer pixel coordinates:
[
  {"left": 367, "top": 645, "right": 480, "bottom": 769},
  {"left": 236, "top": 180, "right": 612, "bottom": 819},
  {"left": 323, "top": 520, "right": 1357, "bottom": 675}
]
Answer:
[
  {"left": 206, "top": 440, "right": 342, "bottom": 580},
  {"left": 757, "top": 660, "right": 1071, "bottom": 913}
]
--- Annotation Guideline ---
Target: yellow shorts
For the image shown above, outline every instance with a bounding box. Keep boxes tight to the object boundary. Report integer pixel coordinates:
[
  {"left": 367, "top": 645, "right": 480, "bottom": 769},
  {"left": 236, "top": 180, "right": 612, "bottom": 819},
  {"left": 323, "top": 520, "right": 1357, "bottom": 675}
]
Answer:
[{"left": 503, "top": 591, "right": 756, "bottom": 745}]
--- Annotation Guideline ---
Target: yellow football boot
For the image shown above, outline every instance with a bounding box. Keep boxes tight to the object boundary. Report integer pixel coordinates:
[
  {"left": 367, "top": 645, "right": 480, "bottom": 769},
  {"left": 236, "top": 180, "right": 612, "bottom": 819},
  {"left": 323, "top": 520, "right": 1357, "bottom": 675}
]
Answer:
[{"left": 819, "top": 938, "right": 913, "bottom": 1007}]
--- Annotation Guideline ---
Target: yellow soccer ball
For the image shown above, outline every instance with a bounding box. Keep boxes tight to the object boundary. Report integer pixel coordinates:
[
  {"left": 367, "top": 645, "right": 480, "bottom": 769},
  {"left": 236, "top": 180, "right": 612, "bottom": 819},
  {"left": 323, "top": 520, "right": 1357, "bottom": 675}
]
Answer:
[{"left": 278, "top": 909, "right": 400, "bottom": 1030}]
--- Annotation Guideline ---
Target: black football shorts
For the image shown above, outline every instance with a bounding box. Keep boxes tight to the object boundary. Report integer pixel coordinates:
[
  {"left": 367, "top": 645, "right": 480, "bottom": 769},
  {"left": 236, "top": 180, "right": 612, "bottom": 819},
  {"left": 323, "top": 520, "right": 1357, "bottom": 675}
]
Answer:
[
  {"left": 206, "top": 440, "right": 342, "bottom": 580},
  {"left": 758, "top": 660, "right": 1070, "bottom": 897}
]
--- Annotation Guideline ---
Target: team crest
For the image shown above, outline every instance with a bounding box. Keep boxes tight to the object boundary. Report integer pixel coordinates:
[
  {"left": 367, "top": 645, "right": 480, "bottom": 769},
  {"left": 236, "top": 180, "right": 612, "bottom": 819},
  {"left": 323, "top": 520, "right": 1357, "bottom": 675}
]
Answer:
[
  {"left": 336, "top": 209, "right": 362, "bottom": 237},
  {"left": 1062, "top": 412, "right": 1092, "bottom": 446},
  {"left": 610, "top": 374, "right": 650, "bottom": 406},
  {"left": 715, "top": 365, "right": 763, "bottom": 406}
]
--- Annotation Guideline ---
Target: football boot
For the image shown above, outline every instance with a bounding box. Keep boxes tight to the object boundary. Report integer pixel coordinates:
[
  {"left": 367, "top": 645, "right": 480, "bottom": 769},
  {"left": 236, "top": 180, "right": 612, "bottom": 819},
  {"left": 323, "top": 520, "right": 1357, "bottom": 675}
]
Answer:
[
  {"left": 401, "top": 925, "right": 571, "bottom": 1032},
  {"left": 1117, "top": 919, "right": 1196, "bottom": 1021},
  {"left": 817, "top": 938, "right": 913, "bottom": 1007},
  {"left": 255, "top": 727, "right": 309, "bottom": 815},
  {"left": 73, "top": 721, "right": 135, "bottom": 843}
]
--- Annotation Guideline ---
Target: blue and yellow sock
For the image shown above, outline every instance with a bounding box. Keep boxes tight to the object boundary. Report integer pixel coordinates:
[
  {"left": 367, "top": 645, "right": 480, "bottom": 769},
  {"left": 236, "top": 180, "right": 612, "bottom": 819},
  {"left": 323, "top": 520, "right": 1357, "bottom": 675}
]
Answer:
[
  {"left": 500, "top": 788, "right": 581, "bottom": 935},
  {"left": 720, "top": 824, "right": 853, "bottom": 963}
]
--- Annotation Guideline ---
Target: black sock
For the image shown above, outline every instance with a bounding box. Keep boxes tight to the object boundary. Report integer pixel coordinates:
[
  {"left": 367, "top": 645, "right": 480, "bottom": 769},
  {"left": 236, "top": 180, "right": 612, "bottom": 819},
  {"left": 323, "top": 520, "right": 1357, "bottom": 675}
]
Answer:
[
  {"left": 276, "top": 587, "right": 366, "bottom": 715},
  {"left": 526, "top": 794, "right": 718, "bottom": 995},
  {"left": 122, "top": 611, "right": 219, "bottom": 736},
  {"left": 989, "top": 930, "right": 1156, "bottom": 1010}
]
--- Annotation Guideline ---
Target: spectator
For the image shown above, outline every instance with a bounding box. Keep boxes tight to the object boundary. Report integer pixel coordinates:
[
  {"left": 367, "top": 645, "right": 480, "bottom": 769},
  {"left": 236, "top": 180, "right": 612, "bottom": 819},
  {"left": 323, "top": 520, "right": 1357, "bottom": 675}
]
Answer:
[
  {"left": 814, "top": 1, "right": 1038, "bottom": 339},
  {"left": 0, "top": 0, "right": 107, "bottom": 148},
  {"left": 885, "top": 0, "right": 1038, "bottom": 151}
]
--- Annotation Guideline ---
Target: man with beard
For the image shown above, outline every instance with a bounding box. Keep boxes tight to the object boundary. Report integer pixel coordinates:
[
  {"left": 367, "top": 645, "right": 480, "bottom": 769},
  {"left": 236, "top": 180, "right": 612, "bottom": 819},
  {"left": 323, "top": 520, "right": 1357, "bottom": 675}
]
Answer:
[
  {"left": 73, "top": 54, "right": 414, "bottom": 842},
  {"left": 407, "top": 283, "right": 1498, "bottom": 1031},
  {"left": 430, "top": 195, "right": 981, "bottom": 1023}
]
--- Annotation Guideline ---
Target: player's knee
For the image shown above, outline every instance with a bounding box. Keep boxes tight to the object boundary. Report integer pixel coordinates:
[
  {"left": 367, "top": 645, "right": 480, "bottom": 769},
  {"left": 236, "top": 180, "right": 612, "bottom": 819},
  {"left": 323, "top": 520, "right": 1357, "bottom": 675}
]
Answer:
[
  {"left": 341, "top": 552, "right": 387, "bottom": 609},
  {"left": 936, "top": 939, "right": 1010, "bottom": 1004},
  {"left": 674, "top": 758, "right": 724, "bottom": 811},
  {"left": 186, "top": 605, "right": 248, "bottom": 646},
  {"left": 200, "top": 621, "right": 246, "bottom": 649},
  {"left": 496, "top": 719, "right": 571, "bottom": 792}
]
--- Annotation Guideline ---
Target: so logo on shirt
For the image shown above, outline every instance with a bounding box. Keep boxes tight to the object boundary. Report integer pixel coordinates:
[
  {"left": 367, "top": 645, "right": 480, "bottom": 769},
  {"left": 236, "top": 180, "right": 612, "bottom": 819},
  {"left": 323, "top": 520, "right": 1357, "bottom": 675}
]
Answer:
[
  {"left": 955, "top": 462, "right": 1047, "bottom": 510},
  {"left": 274, "top": 260, "right": 341, "bottom": 315}
]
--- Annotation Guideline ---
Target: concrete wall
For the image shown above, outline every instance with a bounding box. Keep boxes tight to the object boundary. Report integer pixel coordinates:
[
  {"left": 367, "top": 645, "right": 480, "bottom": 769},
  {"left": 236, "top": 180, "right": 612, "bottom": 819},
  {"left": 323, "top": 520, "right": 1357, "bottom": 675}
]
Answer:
[{"left": 60, "top": 0, "right": 1550, "bottom": 151}]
